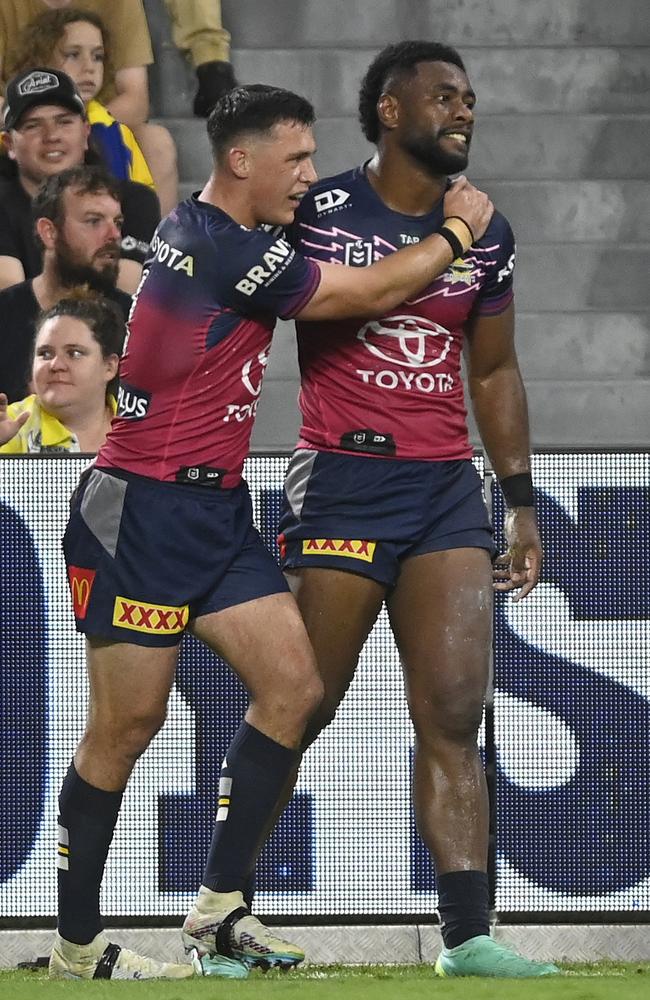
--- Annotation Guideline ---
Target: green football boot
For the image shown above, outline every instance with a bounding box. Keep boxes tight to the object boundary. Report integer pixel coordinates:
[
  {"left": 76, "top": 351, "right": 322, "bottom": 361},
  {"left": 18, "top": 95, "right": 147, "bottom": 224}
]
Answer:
[{"left": 435, "top": 935, "right": 562, "bottom": 978}]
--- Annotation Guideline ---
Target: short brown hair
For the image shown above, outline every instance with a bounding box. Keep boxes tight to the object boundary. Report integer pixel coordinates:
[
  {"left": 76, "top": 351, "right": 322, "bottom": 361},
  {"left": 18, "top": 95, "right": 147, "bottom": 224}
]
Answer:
[{"left": 32, "top": 164, "right": 122, "bottom": 249}]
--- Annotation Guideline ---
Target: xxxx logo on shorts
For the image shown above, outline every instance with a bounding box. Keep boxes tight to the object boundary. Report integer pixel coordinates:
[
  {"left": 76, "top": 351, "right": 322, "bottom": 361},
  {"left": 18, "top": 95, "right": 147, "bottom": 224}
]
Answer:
[
  {"left": 112, "top": 596, "right": 189, "bottom": 634},
  {"left": 67, "top": 566, "right": 96, "bottom": 619},
  {"left": 302, "top": 538, "right": 377, "bottom": 563}
]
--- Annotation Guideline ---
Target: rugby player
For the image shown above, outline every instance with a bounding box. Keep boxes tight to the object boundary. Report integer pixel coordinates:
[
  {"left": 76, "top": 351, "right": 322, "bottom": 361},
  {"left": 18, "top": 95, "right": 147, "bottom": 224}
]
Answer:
[
  {"left": 278, "top": 43, "right": 561, "bottom": 977},
  {"left": 54, "top": 83, "right": 493, "bottom": 980}
]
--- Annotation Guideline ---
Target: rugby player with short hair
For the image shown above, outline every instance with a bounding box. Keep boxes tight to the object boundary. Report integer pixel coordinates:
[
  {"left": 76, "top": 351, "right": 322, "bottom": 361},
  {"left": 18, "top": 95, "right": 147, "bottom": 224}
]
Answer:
[
  {"left": 54, "top": 82, "right": 493, "bottom": 980},
  {"left": 278, "top": 42, "right": 561, "bottom": 978}
]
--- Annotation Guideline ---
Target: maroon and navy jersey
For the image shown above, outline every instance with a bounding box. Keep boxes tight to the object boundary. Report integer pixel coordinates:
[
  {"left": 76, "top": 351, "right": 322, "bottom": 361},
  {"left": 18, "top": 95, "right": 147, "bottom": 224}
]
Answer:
[
  {"left": 290, "top": 165, "right": 516, "bottom": 461},
  {"left": 98, "top": 196, "right": 320, "bottom": 486}
]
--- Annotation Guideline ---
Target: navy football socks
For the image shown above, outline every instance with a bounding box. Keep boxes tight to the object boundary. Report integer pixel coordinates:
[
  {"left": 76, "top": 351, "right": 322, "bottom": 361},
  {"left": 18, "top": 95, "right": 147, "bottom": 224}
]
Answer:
[
  {"left": 202, "top": 721, "right": 298, "bottom": 894},
  {"left": 437, "top": 869, "right": 490, "bottom": 948},
  {"left": 57, "top": 762, "right": 123, "bottom": 944}
]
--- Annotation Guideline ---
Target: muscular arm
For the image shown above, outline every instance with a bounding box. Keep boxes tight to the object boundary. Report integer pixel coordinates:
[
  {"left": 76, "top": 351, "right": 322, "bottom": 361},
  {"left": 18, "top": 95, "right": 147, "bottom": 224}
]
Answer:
[
  {"left": 465, "top": 303, "right": 530, "bottom": 479},
  {"left": 106, "top": 67, "right": 149, "bottom": 127},
  {"left": 466, "top": 303, "right": 542, "bottom": 599},
  {"left": 297, "top": 232, "right": 458, "bottom": 320},
  {"left": 295, "top": 177, "right": 493, "bottom": 322}
]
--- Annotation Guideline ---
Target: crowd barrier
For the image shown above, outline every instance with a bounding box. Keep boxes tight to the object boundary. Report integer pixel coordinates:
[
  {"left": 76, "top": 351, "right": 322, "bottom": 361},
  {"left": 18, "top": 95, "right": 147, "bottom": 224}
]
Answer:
[{"left": 1, "top": 451, "right": 648, "bottom": 923}]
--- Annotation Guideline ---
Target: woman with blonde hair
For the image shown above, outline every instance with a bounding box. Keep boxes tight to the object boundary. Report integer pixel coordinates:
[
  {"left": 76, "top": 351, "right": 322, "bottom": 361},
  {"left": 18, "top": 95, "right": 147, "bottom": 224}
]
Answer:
[
  {"left": 8, "top": 7, "right": 155, "bottom": 191},
  {"left": 0, "top": 292, "right": 124, "bottom": 454}
]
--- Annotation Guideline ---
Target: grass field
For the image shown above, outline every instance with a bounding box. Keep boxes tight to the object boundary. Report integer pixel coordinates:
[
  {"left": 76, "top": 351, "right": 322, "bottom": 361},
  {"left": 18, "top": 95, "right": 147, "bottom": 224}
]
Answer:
[{"left": 1, "top": 962, "right": 649, "bottom": 999}]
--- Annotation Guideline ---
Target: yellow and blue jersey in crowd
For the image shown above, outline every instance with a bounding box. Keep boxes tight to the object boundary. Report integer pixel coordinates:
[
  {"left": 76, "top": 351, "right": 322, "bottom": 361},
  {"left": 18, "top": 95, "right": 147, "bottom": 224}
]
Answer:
[
  {"left": 87, "top": 99, "right": 155, "bottom": 190},
  {"left": 0, "top": 393, "right": 117, "bottom": 454}
]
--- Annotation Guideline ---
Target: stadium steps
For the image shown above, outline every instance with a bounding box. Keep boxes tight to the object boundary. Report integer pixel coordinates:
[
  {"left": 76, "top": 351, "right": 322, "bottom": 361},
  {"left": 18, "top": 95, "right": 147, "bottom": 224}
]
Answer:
[{"left": 144, "top": 0, "right": 650, "bottom": 449}]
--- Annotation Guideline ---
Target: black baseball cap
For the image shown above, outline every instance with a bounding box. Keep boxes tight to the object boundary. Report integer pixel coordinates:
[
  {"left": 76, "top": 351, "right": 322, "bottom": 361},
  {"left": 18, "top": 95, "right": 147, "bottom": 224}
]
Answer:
[{"left": 3, "top": 68, "right": 86, "bottom": 131}]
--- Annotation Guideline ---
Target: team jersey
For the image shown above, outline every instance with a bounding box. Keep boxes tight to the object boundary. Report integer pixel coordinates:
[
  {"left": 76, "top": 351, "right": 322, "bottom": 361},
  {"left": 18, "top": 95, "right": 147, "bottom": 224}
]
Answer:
[
  {"left": 97, "top": 196, "right": 320, "bottom": 486},
  {"left": 0, "top": 394, "right": 116, "bottom": 454},
  {"left": 290, "top": 165, "right": 516, "bottom": 462},
  {"left": 88, "top": 99, "right": 155, "bottom": 189}
]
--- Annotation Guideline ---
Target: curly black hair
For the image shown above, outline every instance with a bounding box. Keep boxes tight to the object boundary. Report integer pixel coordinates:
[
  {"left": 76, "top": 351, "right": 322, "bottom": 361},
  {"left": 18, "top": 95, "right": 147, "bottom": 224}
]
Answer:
[{"left": 359, "top": 41, "right": 466, "bottom": 144}]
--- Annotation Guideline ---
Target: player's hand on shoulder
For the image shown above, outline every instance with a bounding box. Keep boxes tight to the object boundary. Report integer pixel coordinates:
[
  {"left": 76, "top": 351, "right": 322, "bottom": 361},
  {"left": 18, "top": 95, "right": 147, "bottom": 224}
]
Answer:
[
  {"left": 0, "top": 392, "right": 30, "bottom": 446},
  {"left": 493, "top": 507, "right": 543, "bottom": 602},
  {"left": 444, "top": 176, "right": 493, "bottom": 243}
]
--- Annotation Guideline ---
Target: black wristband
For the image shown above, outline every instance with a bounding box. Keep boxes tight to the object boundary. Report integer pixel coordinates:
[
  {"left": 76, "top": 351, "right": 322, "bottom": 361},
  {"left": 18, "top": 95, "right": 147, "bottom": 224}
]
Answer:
[
  {"left": 438, "top": 226, "right": 464, "bottom": 260},
  {"left": 444, "top": 215, "right": 476, "bottom": 242},
  {"left": 499, "top": 472, "right": 535, "bottom": 508}
]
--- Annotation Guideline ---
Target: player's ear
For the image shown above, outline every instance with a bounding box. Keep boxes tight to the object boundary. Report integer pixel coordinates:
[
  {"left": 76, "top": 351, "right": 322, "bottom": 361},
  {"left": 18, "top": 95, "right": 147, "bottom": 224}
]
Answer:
[
  {"left": 228, "top": 144, "right": 250, "bottom": 179},
  {"left": 377, "top": 92, "right": 399, "bottom": 131}
]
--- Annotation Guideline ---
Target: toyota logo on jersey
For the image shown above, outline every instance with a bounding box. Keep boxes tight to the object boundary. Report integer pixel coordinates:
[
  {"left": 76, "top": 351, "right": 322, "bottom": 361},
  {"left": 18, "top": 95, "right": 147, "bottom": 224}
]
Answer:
[
  {"left": 357, "top": 315, "right": 454, "bottom": 368},
  {"left": 241, "top": 346, "right": 271, "bottom": 397}
]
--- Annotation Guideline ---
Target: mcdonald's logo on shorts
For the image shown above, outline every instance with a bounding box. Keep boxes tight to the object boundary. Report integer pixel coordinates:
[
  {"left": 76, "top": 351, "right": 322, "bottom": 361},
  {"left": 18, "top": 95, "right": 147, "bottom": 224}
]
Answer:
[
  {"left": 113, "top": 596, "right": 189, "bottom": 635},
  {"left": 67, "top": 566, "right": 96, "bottom": 619},
  {"left": 302, "top": 538, "right": 377, "bottom": 562}
]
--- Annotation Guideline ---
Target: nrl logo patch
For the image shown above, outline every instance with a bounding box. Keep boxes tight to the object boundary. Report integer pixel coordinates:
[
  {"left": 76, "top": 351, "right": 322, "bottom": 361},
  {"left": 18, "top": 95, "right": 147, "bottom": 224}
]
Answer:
[
  {"left": 444, "top": 258, "right": 476, "bottom": 285},
  {"left": 18, "top": 70, "right": 59, "bottom": 97}
]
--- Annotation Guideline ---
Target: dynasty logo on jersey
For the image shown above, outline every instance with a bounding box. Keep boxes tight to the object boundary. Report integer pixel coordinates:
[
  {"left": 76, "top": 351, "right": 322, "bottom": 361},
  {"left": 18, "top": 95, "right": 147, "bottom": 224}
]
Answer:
[{"left": 314, "top": 188, "right": 350, "bottom": 215}]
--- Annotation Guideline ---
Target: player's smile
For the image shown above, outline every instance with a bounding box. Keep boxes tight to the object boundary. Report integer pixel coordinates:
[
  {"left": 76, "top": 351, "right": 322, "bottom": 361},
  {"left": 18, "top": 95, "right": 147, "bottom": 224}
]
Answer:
[{"left": 441, "top": 128, "right": 471, "bottom": 144}]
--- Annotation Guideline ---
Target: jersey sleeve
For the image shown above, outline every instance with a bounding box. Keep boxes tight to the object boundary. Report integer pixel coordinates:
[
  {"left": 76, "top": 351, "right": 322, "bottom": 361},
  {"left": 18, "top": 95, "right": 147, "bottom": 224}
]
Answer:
[
  {"left": 119, "top": 181, "right": 161, "bottom": 264},
  {"left": 215, "top": 226, "right": 321, "bottom": 320},
  {"left": 474, "top": 214, "right": 516, "bottom": 317}
]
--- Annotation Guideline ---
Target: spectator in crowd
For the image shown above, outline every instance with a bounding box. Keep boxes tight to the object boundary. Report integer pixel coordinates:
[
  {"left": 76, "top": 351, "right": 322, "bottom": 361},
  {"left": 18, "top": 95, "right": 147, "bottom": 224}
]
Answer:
[
  {"left": 0, "top": 292, "right": 123, "bottom": 453},
  {"left": 0, "top": 68, "right": 160, "bottom": 294},
  {"left": 164, "top": 0, "right": 237, "bottom": 116},
  {"left": 7, "top": 7, "right": 155, "bottom": 191},
  {"left": 0, "top": 164, "right": 131, "bottom": 403},
  {"left": 0, "top": 0, "right": 178, "bottom": 214}
]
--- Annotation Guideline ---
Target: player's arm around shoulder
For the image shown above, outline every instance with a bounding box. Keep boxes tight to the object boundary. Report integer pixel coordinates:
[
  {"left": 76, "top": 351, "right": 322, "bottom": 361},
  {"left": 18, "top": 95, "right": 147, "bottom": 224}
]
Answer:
[
  {"left": 465, "top": 301, "right": 542, "bottom": 601},
  {"left": 294, "top": 177, "right": 493, "bottom": 322}
]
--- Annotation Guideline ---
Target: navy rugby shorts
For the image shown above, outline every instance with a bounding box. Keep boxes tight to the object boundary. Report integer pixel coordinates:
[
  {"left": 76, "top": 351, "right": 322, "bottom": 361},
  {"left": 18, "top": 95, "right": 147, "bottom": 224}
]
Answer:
[
  {"left": 63, "top": 467, "right": 289, "bottom": 647},
  {"left": 279, "top": 451, "right": 494, "bottom": 587}
]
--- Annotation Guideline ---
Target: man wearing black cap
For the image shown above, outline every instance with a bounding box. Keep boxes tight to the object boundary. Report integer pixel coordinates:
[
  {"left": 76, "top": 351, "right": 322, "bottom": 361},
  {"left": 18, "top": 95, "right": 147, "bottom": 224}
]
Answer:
[{"left": 0, "top": 68, "right": 160, "bottom": 294}]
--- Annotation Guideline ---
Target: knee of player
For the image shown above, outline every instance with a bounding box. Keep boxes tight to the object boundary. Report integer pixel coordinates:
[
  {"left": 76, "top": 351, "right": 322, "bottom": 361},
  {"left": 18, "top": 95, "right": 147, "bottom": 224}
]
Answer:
[
  {"left": 89, "top": 706, "right": 167, "bottom": 760},
  {"left": 254, "top": 665, "right": 323, "bottom": 728},
  {"left": 414, "top": 696, "right": 485, "bottom": 743},
  {"left": 301, "top": 695, "right": 341, "bottom": 749},
  {"left": 291, "top": 670, "right": 325, "bottom": 723}
]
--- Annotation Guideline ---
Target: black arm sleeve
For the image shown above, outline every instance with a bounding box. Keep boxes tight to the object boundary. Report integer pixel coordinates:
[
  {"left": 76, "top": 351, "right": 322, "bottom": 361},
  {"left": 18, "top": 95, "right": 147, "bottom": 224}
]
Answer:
[{"left": 118, "top": 181, "right": 161, "bottom": 265}]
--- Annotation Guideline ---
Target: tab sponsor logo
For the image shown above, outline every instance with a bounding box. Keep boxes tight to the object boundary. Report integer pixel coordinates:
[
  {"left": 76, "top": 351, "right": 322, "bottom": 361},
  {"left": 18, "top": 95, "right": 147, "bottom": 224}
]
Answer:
[
  {"left": 302, "top": 538, "right": 376, "bottom": 563},
  {"left": 67, "top": 566, "right": 96, "bottom": 619},
  {"left": 113, "top": 597, "right": 189, "bottom": 635}
]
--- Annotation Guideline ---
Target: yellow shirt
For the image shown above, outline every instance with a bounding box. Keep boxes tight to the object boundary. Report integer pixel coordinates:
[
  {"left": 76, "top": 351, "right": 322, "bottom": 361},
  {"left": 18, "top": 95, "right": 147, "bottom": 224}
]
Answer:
[{"left": 0, "top": 393, "right": 117, "bottom": 454}]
